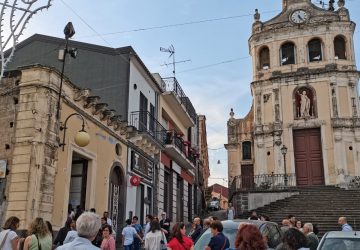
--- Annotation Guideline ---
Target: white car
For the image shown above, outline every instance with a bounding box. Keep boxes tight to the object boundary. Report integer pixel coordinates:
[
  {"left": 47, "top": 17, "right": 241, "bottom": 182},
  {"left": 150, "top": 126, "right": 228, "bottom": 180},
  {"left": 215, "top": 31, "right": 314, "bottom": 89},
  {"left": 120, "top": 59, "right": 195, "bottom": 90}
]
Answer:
[
  {"left": 317, "top": 231, "right": 360, "bottom": 250},
  {"left": 208, "top": 200, "right": 220, "bottom": 211}
]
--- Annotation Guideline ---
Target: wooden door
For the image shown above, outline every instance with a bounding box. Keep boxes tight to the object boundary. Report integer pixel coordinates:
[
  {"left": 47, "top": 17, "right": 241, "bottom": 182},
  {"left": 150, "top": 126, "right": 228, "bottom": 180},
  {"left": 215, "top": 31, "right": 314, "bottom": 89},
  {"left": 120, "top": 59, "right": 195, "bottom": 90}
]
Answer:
[
  {"left": 293, "top": 128, "right": 324, "bottom": 186},
  {"left": 241, "top": 165, "right": 254, "bottom": 189}
]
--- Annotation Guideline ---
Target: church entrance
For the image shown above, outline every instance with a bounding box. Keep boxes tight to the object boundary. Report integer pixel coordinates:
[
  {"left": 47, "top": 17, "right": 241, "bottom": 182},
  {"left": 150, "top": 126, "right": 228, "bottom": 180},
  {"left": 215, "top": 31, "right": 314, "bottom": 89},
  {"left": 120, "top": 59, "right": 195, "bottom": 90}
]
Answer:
[{"left": 293, "top": 128, "right": 324, "bottom": 186}]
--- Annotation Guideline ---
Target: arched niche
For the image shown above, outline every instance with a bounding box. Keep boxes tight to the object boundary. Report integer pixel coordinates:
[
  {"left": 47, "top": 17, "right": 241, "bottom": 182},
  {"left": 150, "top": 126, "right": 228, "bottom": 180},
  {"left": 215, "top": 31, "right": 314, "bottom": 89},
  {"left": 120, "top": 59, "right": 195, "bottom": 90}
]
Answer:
[{"left": 293, "top": 86, "right": 317, "bottom": 119}]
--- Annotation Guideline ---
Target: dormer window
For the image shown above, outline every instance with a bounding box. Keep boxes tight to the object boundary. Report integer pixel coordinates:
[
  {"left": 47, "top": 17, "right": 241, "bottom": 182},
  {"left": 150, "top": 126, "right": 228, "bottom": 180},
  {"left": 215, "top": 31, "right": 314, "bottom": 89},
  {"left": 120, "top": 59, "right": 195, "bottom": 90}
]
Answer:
[
  {"left": 334, "top": 35, "right": 346, "bottom": 60},
  {"left": 280, "top": 42, "right": 296, "bottom": 65},
  {"left": 308, "top": 38, "right": 323, "bottom": 62},
  {"left": 259, "top": 47, "right": 270, "bottom": 70}
]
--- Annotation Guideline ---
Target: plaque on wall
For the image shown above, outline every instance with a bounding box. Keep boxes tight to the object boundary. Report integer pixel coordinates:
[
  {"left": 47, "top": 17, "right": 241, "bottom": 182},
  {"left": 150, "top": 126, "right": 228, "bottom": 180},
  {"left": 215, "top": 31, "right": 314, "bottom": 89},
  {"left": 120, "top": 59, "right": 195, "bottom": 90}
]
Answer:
[{"left": 0, "top": 160, "right": 7, "bottom": 178}]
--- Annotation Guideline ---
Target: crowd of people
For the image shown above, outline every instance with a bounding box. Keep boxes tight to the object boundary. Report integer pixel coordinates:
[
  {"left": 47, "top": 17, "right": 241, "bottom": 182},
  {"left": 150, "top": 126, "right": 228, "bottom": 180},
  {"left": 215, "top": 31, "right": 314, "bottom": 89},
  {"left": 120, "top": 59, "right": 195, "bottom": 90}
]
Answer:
[{"left": 0, "top": 205, "right": 355, "bottom": 250}]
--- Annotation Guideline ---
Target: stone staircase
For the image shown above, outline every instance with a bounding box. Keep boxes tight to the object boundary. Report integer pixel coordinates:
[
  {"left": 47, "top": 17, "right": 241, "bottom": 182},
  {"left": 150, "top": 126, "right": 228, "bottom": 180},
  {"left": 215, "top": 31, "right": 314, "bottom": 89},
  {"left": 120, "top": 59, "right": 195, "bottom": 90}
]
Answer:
[{"left": 239, "top": 186, "right": 360, "bottom": 237}]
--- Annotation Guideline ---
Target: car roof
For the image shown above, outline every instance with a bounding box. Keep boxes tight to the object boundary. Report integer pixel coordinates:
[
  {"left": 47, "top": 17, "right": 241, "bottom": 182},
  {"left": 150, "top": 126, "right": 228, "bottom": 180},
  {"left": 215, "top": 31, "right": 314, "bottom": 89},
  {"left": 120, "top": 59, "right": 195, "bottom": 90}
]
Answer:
[
  {"left": 221, "top": 219, "right": 278, "bottom": 230},
  {"left": 323, "top": 231, "right": 360, "bottom": 238}
]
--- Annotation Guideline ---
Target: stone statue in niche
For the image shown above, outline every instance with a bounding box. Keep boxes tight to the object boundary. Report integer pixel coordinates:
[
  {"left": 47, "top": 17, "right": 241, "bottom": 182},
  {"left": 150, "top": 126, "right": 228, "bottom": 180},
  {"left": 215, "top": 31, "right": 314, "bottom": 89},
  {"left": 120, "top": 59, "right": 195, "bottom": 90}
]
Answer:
[{"left": 295, "top": 87, "right": 315, "bottom": 118}]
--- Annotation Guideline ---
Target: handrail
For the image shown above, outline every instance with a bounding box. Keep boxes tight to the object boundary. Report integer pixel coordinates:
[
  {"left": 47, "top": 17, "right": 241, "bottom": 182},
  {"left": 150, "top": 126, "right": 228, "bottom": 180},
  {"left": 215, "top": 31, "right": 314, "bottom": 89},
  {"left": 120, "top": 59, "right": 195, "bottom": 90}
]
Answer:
[{"left": 130, "top": 111, "right": 167, "bottom": 146}]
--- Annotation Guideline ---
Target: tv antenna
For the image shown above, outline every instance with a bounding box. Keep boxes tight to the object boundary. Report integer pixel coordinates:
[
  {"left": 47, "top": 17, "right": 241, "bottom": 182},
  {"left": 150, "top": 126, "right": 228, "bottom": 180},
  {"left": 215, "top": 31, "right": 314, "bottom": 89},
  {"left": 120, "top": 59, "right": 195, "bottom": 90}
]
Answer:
[{"left": 160, "top": 45, "right": 190, "bottom": 77}]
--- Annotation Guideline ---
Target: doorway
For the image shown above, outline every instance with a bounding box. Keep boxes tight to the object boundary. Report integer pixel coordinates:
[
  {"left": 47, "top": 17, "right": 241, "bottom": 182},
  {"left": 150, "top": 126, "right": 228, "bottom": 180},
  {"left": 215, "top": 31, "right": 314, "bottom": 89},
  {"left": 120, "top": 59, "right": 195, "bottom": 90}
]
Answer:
[
  {"left": 241, "top": 165, "right": 254, "bottom": 189},
  {"left": 69, "top": 154, "right": 88, "bottom": 211},
  {"left": 108, "top": 165, "right": 125, "bottom": 238},
  {"left": 293, "top": 128, "right": 325, "bottom": 186}
]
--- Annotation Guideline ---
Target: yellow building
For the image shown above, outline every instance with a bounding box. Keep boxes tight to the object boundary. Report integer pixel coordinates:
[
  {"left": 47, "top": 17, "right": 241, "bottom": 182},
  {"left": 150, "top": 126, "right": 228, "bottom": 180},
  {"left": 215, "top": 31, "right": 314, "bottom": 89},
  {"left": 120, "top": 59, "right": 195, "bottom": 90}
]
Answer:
[
  {"left": 227, "top": 0, "right": 359, "bottom": 191},
  {"left": 0, "top": 65, "right": 128, "bottom": 232}
]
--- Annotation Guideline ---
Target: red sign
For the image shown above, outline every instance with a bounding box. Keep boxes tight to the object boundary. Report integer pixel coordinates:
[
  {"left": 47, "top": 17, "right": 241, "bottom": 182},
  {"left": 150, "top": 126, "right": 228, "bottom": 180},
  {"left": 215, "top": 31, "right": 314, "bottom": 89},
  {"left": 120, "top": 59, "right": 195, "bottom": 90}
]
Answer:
[{"left": 130, "top": 175, "right": 141, "bottom": 186}]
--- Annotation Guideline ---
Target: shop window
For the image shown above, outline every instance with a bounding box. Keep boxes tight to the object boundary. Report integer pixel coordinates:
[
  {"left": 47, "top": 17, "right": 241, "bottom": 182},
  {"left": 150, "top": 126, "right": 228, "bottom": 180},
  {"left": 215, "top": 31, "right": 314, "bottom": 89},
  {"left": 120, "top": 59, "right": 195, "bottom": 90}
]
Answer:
[
  {"left": 259, "top": 47, "right": 270, "bottom": 70},
  {"left": 280, "top": 42, "right": 296, "bottom": 65},
  {"left": 242, "top": 141, "right": 252, "bottom": 160},
  {"left": 308, "top": 39, "right": 323, "bottom": 62},
  {"left": 334, "top": 36, "right": 346, "bottom": 59}
]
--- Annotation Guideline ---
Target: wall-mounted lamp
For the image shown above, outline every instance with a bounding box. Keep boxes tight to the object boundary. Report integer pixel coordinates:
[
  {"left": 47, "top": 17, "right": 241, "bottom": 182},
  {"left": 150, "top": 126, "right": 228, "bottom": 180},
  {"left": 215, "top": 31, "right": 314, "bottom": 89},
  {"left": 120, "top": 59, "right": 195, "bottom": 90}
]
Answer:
[{"left": 59, "top": 113, "right": 90, "bottom": 151}]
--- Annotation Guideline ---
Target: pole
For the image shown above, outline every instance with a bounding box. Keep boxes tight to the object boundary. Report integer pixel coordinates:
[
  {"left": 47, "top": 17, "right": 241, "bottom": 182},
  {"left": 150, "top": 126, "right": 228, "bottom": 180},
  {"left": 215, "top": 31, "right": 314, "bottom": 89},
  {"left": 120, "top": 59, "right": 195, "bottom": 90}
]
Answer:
[
  {"left": 56, "top": 38, "right": 69, "bottom": 120},
  {"left": 283, "top": 153, "right": 288, "bottom": 186}
]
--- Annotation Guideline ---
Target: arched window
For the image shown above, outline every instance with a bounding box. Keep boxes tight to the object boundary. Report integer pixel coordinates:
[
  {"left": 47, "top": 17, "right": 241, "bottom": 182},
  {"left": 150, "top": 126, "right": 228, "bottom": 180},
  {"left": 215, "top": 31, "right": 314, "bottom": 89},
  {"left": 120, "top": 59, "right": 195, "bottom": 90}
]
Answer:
[
  {"left": 308, "top": 38, "right": 323, "bottom": 62},
  {"left": 280, "top": 42, "right": 296, "bottom": 65},
  {"left": 334, "top": 36, "right": 346, "bottom": 59},
  {"left": 259, "top": 47, "right": 270, "bottom": 70},
  {"left": 242, "top": 141, "right": 252, "bottom": 160}
]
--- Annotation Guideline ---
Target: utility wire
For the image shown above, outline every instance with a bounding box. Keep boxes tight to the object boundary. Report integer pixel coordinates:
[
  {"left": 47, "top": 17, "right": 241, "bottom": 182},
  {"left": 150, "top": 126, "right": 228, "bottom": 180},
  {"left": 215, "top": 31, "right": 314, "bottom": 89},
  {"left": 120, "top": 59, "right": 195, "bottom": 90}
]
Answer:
[
  {"left": 60, "top": 0, "right": 113, "bottom": 47},
  {"left": 79, "top": 10, "right": 280, "bottom": 38}
]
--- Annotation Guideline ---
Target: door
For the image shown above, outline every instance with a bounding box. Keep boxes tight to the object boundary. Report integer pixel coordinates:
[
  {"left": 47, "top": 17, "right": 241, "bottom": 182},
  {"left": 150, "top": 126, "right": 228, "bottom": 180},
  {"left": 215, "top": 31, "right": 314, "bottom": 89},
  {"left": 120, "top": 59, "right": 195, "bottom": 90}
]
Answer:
[
  {"left": 69, "top": 159, "right": 88, "bottom": 210},
  {"left": 176, "top": 176, "right": 184, "bottom": 222},
  {"left": 294, "top": 128, "right": 324, "bottom": 186},
  {"left": 241, "top": 165, "right": 254, "bottom": 189},
  {"left": 139, "top": 92, "right": 148, "bottom": 131},
  {"left": 108, "top": 166, "right": 125, "bottom": 241}
]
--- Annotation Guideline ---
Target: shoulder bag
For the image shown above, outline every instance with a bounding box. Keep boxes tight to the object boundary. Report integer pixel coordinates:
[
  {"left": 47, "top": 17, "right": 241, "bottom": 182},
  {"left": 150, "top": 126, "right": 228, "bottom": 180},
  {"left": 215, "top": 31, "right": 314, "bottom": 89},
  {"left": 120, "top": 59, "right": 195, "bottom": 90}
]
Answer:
[
  {"left": 35, "top": 234, "right": 42, "bottom": 250},
  {"left": 0, "top": 230, "right": 10, "bottom": 249},
  {"left": 160, "top": 232, "right": 167, "bottom": 250}
]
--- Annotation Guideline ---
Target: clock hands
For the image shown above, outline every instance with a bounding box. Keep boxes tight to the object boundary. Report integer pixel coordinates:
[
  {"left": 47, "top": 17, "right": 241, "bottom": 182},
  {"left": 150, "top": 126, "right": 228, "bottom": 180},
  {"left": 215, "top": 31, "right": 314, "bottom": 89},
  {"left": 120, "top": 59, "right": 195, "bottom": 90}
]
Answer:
[{"left": 298, "top": 14, "right": 304, "bottom": 21}]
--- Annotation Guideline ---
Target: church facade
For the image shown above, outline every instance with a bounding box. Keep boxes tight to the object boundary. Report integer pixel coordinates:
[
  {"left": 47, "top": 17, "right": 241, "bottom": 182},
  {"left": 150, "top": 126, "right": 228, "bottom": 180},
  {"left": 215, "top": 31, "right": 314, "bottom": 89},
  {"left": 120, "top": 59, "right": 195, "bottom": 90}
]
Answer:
[{"left": 227, "top": 0, "right": 360, "bottom": 191}]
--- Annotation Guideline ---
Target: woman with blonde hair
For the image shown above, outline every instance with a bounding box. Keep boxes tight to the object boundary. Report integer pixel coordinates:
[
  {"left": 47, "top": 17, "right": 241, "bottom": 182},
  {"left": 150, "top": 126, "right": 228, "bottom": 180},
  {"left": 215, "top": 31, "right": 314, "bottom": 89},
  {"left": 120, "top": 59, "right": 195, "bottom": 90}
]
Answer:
[{"left": 23, "top": 217, "right": 52, "bottom": 250}]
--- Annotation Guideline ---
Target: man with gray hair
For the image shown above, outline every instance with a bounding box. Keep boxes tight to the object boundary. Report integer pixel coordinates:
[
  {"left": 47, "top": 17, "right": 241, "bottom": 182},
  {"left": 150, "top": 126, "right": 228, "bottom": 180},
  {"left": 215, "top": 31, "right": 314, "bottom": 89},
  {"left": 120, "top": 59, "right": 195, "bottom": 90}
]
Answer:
[
  {"left": 303, "top": 222, "right": 319, "bottom": 250},
  {"left": 58, "top": 212, "right": 101, "bottom": 249}
]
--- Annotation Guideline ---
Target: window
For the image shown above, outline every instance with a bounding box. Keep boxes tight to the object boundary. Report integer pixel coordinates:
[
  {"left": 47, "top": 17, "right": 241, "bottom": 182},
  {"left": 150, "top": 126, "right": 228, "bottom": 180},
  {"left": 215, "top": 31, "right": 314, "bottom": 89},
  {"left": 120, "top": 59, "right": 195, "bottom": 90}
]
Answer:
[
  {"left": 69, "top": 157, "right": 88, "bottom": 210},
  {"left": 308, "top": 39, "right": 322, "bottom": 62},
  {"left": 164, "top": 171, "right": 173, "bottom": 220},
  {"left": 334, "top": 36, "right": 346, "bottom": 59},
  {"left": 242, "top": 141, "right": 252, "bottom": 160},
  {"left": 259, "top": 47, "right": 270, "bottom": 69},
  {"left": 280, "top": 42, "right": 296, "bottom": 65}
]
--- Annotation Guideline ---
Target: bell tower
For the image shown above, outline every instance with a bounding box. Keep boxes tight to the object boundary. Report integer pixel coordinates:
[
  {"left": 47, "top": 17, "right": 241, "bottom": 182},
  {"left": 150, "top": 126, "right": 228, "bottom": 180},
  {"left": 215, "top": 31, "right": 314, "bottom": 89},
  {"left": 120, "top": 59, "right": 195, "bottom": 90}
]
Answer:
[{"left": 227, "top": 0, "right": 360, "bottom": 187}]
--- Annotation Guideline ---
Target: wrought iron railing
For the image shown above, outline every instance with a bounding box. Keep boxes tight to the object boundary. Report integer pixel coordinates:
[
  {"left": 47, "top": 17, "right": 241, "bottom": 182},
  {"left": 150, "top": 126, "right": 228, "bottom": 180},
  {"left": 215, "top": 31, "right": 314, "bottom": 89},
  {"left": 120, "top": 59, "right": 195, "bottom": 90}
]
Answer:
[
  {"left": 130, "top": 111, "right": 167, "bottom": 146},
  {"left": 164, "top": 130, "right": 197, "bottom": 166},
  {"left": 230, "top": 173, "right": 297, "bottom": 198},
  {"left": 162, "top": 77, "right": 197, "bottom": 122},
  {"left": 336, "top": 175, "right": 360, "bottom": 189}
]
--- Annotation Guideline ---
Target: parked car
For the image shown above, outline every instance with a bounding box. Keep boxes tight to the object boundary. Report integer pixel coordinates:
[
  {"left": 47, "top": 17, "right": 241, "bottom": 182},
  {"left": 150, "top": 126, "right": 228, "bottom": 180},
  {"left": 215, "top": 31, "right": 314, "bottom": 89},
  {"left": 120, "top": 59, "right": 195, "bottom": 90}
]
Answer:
[
  {"left": 317, "top": 231, "right": 360, "bottom": 250},
  {"left": 207, "top": 198, "right": 220, "bottom": 211},
  {"left": 194, "top": 219, "right": 283, "bottom": 250}
]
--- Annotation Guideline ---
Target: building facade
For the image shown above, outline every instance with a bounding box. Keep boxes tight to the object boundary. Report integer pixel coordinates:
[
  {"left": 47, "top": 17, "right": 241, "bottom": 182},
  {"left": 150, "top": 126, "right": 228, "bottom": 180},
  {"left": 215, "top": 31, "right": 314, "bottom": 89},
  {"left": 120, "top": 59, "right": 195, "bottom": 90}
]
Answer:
[
  {"left": 0, "top": 65, "right": 128, "bottom": 237},
  {"left": 227, "top": 0, "right": 360, "bottom": 194},
  {"left": 2, "top": 34, "right": 208, "bottom": 227}
]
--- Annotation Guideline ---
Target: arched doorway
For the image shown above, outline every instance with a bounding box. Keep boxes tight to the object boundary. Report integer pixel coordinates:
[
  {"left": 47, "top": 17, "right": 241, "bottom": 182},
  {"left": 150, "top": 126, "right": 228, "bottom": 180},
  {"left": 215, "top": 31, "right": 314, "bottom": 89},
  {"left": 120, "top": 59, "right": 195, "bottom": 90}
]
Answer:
[{"left": 108, "top": 164, "right": 125, "bottom": 238}]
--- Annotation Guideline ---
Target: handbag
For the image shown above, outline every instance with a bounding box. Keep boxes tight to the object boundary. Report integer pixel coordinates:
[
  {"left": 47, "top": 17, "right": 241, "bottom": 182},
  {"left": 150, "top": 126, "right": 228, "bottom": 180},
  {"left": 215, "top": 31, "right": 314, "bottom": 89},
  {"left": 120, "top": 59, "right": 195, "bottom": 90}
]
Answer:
[
  {"left": 160, "top": 232, "right": 167, "bottom": 250},
  {"left": 0, "top": 230, "right": 10, "bottom": 249}
]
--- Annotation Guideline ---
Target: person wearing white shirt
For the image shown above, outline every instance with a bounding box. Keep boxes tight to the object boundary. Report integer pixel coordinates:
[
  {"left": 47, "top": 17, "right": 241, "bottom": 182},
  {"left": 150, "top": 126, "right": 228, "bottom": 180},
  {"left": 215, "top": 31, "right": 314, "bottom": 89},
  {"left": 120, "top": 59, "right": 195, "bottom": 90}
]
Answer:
[
  {"left": 144, "top": 214, "right": 153, "bottom": 239},
  {"left": 103, "top": 211, "right": 112, "bottom": 226},
  {"left": 122, "top": 219, "right": 143, "bottom": 250}
]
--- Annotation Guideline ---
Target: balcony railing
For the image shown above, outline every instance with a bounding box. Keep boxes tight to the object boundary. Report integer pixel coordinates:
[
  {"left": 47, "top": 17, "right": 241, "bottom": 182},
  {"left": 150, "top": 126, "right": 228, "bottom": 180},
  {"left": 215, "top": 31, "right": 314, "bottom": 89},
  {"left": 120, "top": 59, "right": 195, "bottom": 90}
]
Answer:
[
  {"left": 230, "top": 173, "right": 296, "bottom": 198},
  {"left": 165, "top": 130, "right": 197, "bottom": 166},
  {"left": 162, "top": 77, "right": 197, "bottom": 122},
  {"left": 130, "top": 111, "right": 167, "bottom": 146}
]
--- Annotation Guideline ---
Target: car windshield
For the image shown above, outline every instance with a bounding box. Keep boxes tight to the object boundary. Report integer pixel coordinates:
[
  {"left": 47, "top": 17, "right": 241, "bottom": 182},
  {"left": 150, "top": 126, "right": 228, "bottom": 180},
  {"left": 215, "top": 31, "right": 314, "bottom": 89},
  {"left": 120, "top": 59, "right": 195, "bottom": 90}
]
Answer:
[
  {"left": 194, "top": 228, "right": 237, "bottom": 250},
  {"left": 319, "top": 238, "right": 360, "bottom": 250}
]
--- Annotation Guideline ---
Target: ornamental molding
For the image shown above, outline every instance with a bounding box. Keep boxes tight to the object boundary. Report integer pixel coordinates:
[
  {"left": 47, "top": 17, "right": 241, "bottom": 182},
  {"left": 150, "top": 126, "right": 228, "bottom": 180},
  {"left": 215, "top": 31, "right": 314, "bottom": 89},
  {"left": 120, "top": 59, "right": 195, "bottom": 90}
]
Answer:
[{"left": 332, "top": 118, "right": 360, "bottom": 129}]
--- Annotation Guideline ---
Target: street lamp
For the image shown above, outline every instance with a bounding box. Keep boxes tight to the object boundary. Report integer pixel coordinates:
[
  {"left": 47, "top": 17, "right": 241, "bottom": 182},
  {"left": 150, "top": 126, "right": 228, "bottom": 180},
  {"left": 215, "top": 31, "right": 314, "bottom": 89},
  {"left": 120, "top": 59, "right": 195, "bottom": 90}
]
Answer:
[
  {"left": 56, "top": 22, "right": 77, "bottom": 120},
  {"left": 59, "top": 113, "right": 90, "bottom": 151},
  {"left": 281, "top": 145, "right": 288, "bottom": 186}
]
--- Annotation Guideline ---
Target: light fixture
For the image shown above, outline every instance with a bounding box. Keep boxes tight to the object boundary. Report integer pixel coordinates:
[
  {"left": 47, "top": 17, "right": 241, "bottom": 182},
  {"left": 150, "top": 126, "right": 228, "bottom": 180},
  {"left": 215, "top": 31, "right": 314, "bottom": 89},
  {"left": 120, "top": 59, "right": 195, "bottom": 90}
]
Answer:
[
  {"left": 281, "top": 145, "right": 288, "bottom": 186},
  {"left": 56, "top": 22, "right": 77, "bottom": 120},
  {"left": 59, "top": 113, "right": 90, "bottom": 151}
]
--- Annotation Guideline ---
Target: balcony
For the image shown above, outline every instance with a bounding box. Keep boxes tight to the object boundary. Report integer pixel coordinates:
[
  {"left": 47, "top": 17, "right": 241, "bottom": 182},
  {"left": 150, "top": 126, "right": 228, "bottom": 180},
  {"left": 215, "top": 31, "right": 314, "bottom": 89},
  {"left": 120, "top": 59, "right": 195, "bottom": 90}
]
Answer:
[
  {"left": 164, "top": 130, "right": 197, "bottom": 170},
  {"left": 229, "top": 173, "right": 297, "bottom": 199},
  {"left": 161, "top": 77, "right": 196, "bottom": 127},
  {"left": 129, "top": 111, "right": 167, "bottom": 156}
]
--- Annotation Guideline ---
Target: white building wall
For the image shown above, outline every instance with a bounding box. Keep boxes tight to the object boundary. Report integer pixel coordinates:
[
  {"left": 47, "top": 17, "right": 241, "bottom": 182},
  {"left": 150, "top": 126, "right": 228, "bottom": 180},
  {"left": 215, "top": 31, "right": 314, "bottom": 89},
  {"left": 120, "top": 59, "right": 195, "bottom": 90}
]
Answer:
[
  {"left": 158, "top": 164, "right": 165, "bottom": 214},
  {"left": 172, "top": 172, "right": 177, "bottom": 221},
  {"left": 128, "top": 61, "right": 156, "bottom": 119},
  {"left": 183, "top": 181, "right": 189, "bottom": 222}
]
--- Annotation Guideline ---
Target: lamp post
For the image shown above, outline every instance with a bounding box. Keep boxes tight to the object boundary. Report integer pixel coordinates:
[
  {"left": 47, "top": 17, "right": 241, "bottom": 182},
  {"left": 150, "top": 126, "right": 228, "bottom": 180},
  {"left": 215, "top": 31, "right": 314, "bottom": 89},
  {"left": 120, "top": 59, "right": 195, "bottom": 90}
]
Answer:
[
  {"left": 56, "top": 22, "right": 76, "bottom": 120},
  {"left": 59, "top": 113, "right": 90, "bottom": 151},
  {"left": 281, "top": 145, "right": 288, "bottom": 186}
]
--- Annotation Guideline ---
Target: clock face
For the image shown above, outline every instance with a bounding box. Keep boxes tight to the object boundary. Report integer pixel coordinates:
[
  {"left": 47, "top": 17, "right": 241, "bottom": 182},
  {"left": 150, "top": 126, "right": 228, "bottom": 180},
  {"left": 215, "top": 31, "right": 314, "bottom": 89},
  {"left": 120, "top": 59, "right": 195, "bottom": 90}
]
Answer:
[{"left": 291, "top": 10, "right": 309, "bottom": 24}]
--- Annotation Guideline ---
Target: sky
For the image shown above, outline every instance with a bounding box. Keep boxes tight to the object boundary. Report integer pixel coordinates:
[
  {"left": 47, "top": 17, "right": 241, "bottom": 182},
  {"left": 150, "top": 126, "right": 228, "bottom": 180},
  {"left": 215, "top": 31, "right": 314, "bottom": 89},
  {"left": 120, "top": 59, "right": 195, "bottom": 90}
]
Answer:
[{"left": 2, "top": 0, "right": 360, "bottom": 187}]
